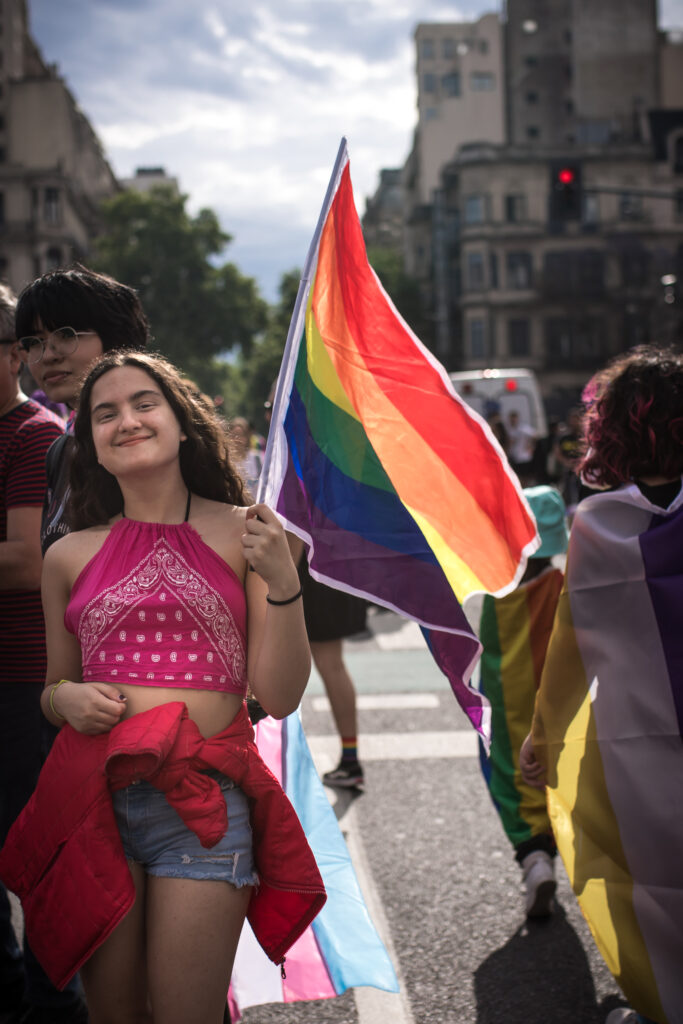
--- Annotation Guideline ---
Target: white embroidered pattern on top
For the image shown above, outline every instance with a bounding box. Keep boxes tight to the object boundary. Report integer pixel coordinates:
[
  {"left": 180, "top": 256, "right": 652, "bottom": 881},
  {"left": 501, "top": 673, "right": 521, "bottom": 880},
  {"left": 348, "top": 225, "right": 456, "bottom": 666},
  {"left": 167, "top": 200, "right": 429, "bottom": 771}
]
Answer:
[{"left": 78, "top": 537, "right": 246, "bottom": 685}]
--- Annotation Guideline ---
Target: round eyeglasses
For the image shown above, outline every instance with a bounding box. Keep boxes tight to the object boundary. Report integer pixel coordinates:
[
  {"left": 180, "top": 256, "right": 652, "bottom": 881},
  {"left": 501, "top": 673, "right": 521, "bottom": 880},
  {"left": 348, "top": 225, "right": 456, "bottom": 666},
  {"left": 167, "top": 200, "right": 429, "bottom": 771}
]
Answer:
[{"left": 19, "top": 326, "right": 96, "bottom": 364}]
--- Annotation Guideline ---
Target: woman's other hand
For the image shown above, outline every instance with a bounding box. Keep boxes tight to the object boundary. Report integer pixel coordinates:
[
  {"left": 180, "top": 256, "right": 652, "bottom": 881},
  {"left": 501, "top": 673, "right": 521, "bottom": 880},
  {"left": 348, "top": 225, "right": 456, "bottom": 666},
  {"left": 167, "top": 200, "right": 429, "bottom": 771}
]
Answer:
[
  {"left": 519, "top": 732, "right": 547, "bottom": 789},
  {"left": 49, "top": 680, "right": 127, "bottom": 735}
]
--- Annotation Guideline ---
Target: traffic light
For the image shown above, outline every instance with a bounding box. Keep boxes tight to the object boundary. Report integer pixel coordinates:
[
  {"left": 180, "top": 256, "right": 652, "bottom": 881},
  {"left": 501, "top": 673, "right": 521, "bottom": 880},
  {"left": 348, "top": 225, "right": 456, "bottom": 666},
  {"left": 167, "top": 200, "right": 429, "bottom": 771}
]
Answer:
[{"left": 549, "top": 162, "right": 582, "bottom": 222}]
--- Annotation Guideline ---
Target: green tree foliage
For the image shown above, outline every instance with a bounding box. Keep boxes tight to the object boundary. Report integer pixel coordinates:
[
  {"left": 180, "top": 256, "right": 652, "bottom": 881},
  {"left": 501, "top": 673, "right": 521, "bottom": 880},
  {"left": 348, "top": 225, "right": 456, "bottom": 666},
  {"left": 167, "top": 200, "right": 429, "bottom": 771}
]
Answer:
[
  {"left": 366, "top": 246, "right": 433, "bottom": 347},
  {"left": 228, "top": 269, "right": 301, "bottom": 435},
  {"left": 94, "top": 187, "right": 268, "bottom": 392}
]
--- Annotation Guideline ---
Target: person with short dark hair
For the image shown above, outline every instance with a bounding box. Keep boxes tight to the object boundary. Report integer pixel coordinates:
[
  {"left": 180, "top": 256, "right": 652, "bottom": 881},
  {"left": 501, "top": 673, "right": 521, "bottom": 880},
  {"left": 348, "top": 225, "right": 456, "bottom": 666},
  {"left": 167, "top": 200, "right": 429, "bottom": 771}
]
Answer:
[{"left": 15, "top": 264, "right": 150, "bottom": 554}]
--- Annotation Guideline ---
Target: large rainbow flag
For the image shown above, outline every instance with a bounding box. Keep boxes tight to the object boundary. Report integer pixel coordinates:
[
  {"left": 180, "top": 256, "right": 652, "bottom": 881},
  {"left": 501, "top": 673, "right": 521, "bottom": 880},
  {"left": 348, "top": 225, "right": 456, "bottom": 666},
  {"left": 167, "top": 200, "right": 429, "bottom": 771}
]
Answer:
[
  {"left": 258, "top": 138, "right": 539, "bottom": 739},
  {"left": 229, "top": 713, "right": 398, "bottom": 1018},
  {"left": 532, "top": 485, "right": 683, "bottom": 1024}
]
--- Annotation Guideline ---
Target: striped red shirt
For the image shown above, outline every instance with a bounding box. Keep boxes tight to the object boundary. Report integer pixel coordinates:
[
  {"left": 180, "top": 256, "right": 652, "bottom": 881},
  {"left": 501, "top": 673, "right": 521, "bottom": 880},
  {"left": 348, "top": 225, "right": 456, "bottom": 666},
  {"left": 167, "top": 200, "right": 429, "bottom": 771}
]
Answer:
[{"left": 1, "top": 399, "right": 65, "bottom": 685}]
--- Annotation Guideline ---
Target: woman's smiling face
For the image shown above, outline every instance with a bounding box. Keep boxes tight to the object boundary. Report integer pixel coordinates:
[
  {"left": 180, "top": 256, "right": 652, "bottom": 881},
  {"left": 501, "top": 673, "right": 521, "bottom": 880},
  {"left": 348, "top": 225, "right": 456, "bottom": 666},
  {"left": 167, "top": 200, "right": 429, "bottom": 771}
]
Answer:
[{"left": 90, "top": 364, "right": 186, "bottom": 478}]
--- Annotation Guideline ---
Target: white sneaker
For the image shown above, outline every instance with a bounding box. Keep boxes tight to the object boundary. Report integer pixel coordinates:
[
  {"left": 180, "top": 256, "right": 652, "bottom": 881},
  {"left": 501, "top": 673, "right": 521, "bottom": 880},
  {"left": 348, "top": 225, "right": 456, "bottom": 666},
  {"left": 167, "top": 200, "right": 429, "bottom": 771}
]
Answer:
[
  {"left": 521, "top": 850, "right": 556, "bottom": 917},
  {"left": 605, "top": 1010, "right": 638, "bottom": 1024}
]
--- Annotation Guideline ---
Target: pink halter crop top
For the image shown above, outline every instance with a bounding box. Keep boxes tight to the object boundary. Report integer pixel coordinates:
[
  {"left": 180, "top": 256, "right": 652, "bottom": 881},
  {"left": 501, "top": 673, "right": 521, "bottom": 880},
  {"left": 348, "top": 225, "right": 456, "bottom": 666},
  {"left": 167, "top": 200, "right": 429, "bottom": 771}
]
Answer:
[{"left": 65, "top": 517, "right": 248, "bottom": 695}]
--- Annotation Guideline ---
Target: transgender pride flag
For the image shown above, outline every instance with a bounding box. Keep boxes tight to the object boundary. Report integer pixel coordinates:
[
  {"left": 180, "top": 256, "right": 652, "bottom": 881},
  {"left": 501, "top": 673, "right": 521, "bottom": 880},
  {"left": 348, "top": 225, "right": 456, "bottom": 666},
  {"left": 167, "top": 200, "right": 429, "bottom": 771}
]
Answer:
[
  {"left": 229, "top": 713, "right": 398, "bottom": 1018},
  {"left": 259, "top": 139, "right": 539, "bottom": 741}
]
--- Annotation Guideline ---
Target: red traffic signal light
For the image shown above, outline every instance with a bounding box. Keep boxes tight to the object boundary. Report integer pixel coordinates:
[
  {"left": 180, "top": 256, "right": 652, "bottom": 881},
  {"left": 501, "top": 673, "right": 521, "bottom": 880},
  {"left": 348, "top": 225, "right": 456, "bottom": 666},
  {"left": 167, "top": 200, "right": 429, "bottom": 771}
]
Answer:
[{"left": 549, "top": 162, "right": 582, "bottom": 222}]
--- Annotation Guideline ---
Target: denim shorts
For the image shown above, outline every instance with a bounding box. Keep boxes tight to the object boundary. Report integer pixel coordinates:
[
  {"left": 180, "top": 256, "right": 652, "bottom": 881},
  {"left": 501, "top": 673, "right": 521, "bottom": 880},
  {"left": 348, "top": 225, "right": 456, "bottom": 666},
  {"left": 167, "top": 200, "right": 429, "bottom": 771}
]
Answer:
[{"left": 111, "top": 770, "right": 259, "bottom": 889}]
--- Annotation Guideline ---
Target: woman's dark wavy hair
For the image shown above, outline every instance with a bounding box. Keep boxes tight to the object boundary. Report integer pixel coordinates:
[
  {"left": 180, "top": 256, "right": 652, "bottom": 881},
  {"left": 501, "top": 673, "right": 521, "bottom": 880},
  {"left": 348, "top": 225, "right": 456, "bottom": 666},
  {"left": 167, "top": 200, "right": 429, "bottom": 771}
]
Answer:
[
  {"left": 15, "top": 264, "right": 150, "bottom": 352},
  {"left": 579, "top": 345, "right": 683, "bottom": 488},
  {"left": 68, "top": 351, "right": 247, "bottom": 529}
]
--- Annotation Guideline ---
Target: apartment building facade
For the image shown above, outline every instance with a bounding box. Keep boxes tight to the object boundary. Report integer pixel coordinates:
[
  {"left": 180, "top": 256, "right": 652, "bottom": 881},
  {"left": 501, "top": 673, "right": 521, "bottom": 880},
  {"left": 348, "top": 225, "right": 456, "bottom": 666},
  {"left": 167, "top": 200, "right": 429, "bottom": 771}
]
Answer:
[
  {"left": 393, "top": 0, "right": 683, "bottom": 408},
  {"left": 0, "top": 0, "right": 118, "bottom": 294}
]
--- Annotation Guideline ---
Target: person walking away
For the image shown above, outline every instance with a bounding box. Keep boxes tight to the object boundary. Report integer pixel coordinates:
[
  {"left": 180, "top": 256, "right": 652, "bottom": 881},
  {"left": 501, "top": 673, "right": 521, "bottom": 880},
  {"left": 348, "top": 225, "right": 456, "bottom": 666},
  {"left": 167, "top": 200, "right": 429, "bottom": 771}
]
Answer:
[
  {"left": 476, "top": 485, "right": 568, "bottom": 917},
  {"left": 520, "top": 345, "right": 683, "bottom": 1024}
]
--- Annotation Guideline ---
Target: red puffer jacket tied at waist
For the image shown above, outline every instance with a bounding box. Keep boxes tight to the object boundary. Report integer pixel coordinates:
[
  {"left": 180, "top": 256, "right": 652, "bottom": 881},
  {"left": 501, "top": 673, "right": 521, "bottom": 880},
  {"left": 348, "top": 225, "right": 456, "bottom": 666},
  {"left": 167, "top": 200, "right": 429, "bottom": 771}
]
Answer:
[{"left": 0, "top": 701, "right": 326, "bottom": 990}]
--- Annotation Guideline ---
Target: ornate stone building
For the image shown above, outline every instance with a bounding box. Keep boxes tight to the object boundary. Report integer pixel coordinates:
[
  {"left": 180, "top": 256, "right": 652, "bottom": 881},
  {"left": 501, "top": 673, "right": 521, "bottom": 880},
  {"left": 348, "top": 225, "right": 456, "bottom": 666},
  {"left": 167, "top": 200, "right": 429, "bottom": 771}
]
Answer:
[{"left": 0, "top": 0, "right": 118, "bottom": 293}]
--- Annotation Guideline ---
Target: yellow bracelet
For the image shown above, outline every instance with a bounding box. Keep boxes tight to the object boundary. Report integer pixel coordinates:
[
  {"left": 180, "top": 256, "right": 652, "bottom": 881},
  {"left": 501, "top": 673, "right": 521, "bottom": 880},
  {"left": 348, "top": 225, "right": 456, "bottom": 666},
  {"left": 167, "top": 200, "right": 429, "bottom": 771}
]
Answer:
[{"left": 49, "top": 679, "right": 69, "bottom": 720}]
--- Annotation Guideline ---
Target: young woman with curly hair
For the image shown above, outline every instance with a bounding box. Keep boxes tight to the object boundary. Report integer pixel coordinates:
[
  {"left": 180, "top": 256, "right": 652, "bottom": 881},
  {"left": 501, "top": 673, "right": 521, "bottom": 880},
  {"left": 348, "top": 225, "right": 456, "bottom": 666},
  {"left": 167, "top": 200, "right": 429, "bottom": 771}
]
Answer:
[
  {"left": 520, "top": 345, "right": 683, "bottom": 1024},
  {"left": 0, "top": 351, "right": 324, "bottom": 1024}
]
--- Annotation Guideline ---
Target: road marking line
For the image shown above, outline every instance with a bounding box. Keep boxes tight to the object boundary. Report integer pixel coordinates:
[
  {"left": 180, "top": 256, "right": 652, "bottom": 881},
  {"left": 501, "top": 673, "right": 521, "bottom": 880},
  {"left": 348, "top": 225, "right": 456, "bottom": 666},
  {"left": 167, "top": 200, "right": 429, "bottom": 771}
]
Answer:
[
  {"left": 312, "top": 694, "right": 440, "bottom": 712},
  {"left": 307, "top": 730, "right": 478, "bottom": 762}
]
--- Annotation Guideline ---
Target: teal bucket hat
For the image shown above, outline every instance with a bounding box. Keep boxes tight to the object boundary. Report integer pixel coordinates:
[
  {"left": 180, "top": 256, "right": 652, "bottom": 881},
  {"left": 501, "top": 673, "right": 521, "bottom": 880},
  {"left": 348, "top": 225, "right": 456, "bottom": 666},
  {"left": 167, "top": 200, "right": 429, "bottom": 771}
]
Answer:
[{"left": 524, "top": 485, "right": 569, "bottom": 558}]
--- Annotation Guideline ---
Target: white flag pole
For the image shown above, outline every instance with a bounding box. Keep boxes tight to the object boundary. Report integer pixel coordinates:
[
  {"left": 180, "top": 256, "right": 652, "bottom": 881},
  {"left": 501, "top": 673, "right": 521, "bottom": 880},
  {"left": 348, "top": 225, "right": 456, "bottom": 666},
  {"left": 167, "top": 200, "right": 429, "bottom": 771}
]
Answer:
[{"left": 256, "top": 137, "right": 349, "bottom": 505}]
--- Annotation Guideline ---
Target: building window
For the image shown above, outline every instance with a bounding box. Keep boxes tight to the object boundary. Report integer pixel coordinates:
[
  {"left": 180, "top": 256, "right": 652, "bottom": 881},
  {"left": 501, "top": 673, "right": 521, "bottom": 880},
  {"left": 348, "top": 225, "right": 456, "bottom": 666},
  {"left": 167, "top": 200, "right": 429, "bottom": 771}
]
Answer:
[
  {"left": 423, "top": 107, "right": 439, "bottom": 121},
  {"left": 0, "top": 257, "right": 7, "bottom": 281},
  {"left": 0, "top": 192, "right": 4, "bottom": 226},
  {"left": 423, "top": 72, "right": 437, "bottom": 94},
  {"left": 464, "top": 195, "right": 487, "bottom": 224},
  {"left": 525, "top": 91, "right": 538, "bottom": 104},
  {"left": 582, "top": 193, "right": 600, "bottom": 227},
  {"left": 46, "top": 246, "right": 63, "bottom": 271},
  {"left": 470, "top": 71, "right": 495, "bottom": 91},
  {"left": 619, "top": 193, "right": 643, "bottom": 220},
  {"left": 620, "top": 247, "right": 650, "bottom": 287},
  {"left": 467, "top": 252, "right": 486, "bottom": 289},
  {"left": 674, "top": 136, "right": 683, "bottom": 174},
  {"left": 421, "top": 38, "right": 435, "bottom": 59},
  {"left": 525, "top": 55, "right": 538, "bottom": 68},
  {"left": 508, "top": 319, "right": 530, "bottom": 357},
  {"left": 469, "top": 318, "right": 486, "bottom": 358},
  {"left": 526, "top": 126, "right": 540, "bottom": 140},
  {"left": 506, "top": 251, "right": 533, "bottom": 289},
  {"left": 442, "top": 38, "right": 455, "bottom": 59},
  {"left": 675, "top": 190, "right": 683, "bottom": 220},
  {"left": 44, "top": 188, "right": 61, "bottom": 225},
  {"left": 442, "top": 72, "right": 461, "bottom": 97},
  {"left": 489, "top": 252, "right": 499, "bottom": 289},
  {"left": 0, "top": 147, "right": 6, "bottom": 163},
  {"left": 545, "top": 317, "right": 605, "bottom": 368},
  {"left": 505, "top": 194, "right": 526, "bottom": 223},
  {"left": 0, "top": 115, "right": 5, "bottom": 132},
  {"left": 478, "top": 39, "right": 489, "bottom": 54}
]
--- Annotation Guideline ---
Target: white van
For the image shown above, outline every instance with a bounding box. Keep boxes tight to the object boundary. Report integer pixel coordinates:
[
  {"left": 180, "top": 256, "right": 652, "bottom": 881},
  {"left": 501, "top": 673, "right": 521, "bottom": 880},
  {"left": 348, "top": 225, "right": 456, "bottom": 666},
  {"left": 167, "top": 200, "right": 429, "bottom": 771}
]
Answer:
[{"left": 448, "top": 368, "right": 547, "bottom": 438}]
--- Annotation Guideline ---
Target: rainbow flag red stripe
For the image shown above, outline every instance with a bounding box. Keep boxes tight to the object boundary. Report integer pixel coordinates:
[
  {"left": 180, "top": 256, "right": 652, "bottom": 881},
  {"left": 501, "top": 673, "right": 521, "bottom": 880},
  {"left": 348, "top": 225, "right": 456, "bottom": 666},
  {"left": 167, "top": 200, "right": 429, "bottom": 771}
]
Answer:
[{"left": 260, "top": 140, "right": 539, "bottom": 738}]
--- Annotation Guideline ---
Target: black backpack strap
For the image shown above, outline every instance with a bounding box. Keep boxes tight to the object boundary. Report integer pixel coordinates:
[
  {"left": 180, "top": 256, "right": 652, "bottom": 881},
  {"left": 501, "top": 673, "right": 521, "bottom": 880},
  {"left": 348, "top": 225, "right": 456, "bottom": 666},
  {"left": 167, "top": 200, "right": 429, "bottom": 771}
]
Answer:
[{"left": 45, "top": 433, "right": 70, "bottom": 491}]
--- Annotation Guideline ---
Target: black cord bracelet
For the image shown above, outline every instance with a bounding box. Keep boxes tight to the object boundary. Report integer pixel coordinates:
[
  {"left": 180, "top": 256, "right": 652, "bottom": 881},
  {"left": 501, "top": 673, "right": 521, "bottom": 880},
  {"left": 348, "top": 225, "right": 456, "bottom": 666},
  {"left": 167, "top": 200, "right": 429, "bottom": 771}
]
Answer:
[{"left": 266, "top": 585, "right": 304, "bottom": 606}]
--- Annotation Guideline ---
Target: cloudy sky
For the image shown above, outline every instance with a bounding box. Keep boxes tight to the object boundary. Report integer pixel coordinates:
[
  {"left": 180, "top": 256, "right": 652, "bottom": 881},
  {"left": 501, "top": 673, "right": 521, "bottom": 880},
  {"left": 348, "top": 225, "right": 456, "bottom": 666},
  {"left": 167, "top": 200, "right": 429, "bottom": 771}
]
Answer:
[{"left": 30, "top": 0, "right": 683, "bottom": 302}]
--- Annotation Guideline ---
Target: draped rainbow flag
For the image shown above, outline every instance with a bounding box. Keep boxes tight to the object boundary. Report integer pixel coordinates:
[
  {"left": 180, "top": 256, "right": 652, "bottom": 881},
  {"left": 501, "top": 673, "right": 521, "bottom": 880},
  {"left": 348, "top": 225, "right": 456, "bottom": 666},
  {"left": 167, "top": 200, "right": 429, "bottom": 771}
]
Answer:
[
  {"left": 259, "top": 138, "right": 539, "bottom": 740},
  {"left": 478, "top": 567, "right": 563, "bottom": 848},
  {"left": 229, "top": 712, "right": 398, "bottom": 1018},
  {"left": 532, "top": 486, "right": 683, "bottom": 1024}
]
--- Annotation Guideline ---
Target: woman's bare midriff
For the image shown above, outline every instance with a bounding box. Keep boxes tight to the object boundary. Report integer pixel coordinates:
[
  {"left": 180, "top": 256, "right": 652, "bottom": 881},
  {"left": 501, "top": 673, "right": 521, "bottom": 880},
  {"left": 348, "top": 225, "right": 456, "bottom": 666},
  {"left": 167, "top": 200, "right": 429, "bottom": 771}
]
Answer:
[{"left": 114, "top": 683, "right": 245, "bottom": 739}]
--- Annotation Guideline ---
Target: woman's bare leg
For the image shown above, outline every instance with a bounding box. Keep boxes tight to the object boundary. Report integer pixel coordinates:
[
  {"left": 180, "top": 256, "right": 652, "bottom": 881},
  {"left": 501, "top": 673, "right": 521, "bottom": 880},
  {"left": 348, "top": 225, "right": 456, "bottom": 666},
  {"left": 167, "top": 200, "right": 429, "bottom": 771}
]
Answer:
[
  {"left": 145, "top": 876, "right": 251, "bottom": 1024},
  {"left": 79, "top": 861, "right": 150, "bottom": 1024},
  {"left": 311, "top": 638, "right": 358, "bottom": 741}
]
